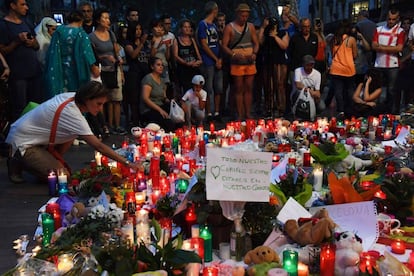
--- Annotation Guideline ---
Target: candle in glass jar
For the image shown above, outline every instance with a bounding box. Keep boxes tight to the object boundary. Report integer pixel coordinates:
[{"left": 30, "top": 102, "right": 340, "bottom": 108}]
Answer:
[
  {"left": 57, "top": 254, "right": 74, "bottom": 273},
  {"left": 283, "top": 249, "right": 298, "bottom": 275},
  {"left": 320, "top": 243, "right": 336, "bottom": 276},
  {"left": 313, "top": 166, "right": 323, "bottom": 192},
  {"left": 297, "top": 262, "right": 309, "bottom": 276},
  {"left": 47, "top": 169, "right": 57, "bottom": 196},
  {"left": 41, "top": 213, "right": 54, "bottom": 247},
  {"left": 203, "top": 267, "right": 218, "bottom": 276},
  {"left": 391, "top": 239, "right": 406, "bottom": 254},
  {"left": 57, "top": 171, "right": 68, "bottom": 195},
  {"left": 200, "top": 225, "right": 213, "bottom": 262}
]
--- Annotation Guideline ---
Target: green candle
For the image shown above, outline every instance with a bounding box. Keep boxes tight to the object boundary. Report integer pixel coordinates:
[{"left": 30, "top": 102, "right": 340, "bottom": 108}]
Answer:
[
  {"left": 42, "top": 213, "right": 55, "bottom": 247},
  {"left": 200, "top": 225, "right": 212, "bottom": 262},
  {"left": 177, "top": 179, "right": 189, "bottom": 193},
  {"left": 283, "top": 249, "right": 298, "bottom": 276}
]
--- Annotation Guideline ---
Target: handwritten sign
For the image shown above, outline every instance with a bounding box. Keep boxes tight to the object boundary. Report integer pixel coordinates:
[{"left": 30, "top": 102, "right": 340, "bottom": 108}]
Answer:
[
  {"left": 310, "top": 201, "right": 378, "bottom": 251},
  {"left": 205, "top": 148, "right": 273, "bottom": 201}
]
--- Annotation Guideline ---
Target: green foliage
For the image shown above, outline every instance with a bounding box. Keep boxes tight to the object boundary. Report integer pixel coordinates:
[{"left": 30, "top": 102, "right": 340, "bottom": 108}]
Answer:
[
  {"left": 310, "top": 142, "right": 349, "bottom": 165},
  {"left": 243, "top": 202, "right": 279, "bottom": 235}
]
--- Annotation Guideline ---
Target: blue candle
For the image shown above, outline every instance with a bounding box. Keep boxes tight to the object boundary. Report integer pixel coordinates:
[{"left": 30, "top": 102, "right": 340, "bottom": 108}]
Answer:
[{"left": 47, "top": 170, "right": 57, "bottom": 196}]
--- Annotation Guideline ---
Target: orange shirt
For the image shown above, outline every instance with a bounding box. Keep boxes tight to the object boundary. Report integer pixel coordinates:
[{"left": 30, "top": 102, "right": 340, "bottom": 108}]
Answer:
[
  {"left": 330, "top": 35, "right": 356, "bottom": 77},
  {"left": 315, "top": 40, "right": 326, "bottom": 62}
]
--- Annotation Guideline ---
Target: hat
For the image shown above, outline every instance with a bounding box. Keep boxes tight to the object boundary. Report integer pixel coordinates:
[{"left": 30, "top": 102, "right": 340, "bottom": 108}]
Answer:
[
  {"left": 192, "top": 75, "right": 205, "bottom": 85},
  {"left": 303, "top": 55, "right": 315, "bottom": 65},
  {"left": 236, "top": 3, "right": 251, "bottom": 12}
]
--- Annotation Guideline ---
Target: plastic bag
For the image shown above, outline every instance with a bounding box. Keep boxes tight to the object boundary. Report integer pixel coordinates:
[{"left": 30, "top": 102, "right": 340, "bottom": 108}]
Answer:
[
  {"left": 292, "top": 88, "right": 316, "bottom": 121},
  {"left": 169, "top": 99, "right": 185, "bottom": 123}
]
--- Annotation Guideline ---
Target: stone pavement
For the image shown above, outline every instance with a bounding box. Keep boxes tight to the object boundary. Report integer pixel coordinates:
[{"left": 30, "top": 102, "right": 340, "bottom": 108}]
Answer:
[{"left": 0, "top": 134, "right": 126, "bottom": 273}]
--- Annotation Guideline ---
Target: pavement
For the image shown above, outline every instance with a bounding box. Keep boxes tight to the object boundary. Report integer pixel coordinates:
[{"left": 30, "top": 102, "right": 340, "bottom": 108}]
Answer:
[{"left": 0, "top": 134, "right": 126, "bottom": 273}]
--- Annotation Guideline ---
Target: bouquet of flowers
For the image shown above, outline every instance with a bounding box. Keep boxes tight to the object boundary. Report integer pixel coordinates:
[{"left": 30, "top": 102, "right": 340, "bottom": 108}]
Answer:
[
  {"left": 269, "top": 165, "right": 312, "bottom": 206},
  {"left": 155, "top": 193, "right": 181, "bottom": 218}
]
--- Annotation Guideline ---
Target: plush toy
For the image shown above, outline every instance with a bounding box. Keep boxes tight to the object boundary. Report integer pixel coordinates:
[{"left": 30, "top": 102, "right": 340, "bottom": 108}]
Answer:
[
  {"left": 244, "top": 245, "right": 280, "bottom": 265},
  {"left": 284, "top": 208, "right": 337, "bottom": 246},
  {"left": 334, "top": 231, "right": 363, "bottom": 276},
  {"left": 63, "top": 202, "right": 87, "bottom": 226}
]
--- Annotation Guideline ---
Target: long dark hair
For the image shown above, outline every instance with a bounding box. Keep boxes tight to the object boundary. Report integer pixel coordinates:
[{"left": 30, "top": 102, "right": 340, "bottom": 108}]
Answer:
[
  {"left": 75, "top": 81, "right": 110, "bottom": 105},
  {"left": 366, "top": 68, "right": 382, "bottom": 93},
  {"left": 126, "top": 21, "right": 142, "bottom": 43},
  {"left": 333, "top": 19, "right": 352, "bottom": 46}
]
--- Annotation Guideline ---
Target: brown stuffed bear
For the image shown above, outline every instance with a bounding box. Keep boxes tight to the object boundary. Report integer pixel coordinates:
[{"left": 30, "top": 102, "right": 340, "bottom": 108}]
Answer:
[
  {"left": 284, "top": 208, "right": 337, "bottom": 246},
  {"left": 244, "top": 245, "right": 280, "bottom": 265}
]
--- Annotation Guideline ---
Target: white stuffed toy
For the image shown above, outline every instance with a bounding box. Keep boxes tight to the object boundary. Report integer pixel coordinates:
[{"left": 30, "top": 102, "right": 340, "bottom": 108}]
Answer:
[{"left": 334, "top": 231, "right": 363, "bottom": 276}]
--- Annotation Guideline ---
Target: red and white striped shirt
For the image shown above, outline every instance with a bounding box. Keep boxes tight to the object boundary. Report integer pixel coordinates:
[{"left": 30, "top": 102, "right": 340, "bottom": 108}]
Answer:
[{"left": 373, "top": 24, "right": 405, "bottom": 68}]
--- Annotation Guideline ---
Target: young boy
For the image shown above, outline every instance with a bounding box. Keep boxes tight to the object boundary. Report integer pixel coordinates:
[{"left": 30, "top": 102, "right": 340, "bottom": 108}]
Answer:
[{"left": 181, "top": 75, "right": 207, "bottom": 126}]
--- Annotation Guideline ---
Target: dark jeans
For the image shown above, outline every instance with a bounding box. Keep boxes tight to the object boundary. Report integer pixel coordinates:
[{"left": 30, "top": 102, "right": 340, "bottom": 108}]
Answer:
[
  {"left": 9, "top": 75, "right": 43, "bottom": 121},
  {"left": 330, "top": 74, "right": 355, "bottom": 114},
  {"left": 376, "top": 67, "right": 399, "bottom": 113}
]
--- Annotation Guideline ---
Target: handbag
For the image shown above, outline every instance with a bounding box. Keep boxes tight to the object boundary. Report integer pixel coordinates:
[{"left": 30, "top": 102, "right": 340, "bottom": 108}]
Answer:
[
  {"left": 169, "top": 99, "right": 185, "bottom": 123},
  {"left": 100, "top": 67, "right": 118, "bottom": 89},
  {"left": 292, "top": 88, "right": 316, "bottom": 121}
]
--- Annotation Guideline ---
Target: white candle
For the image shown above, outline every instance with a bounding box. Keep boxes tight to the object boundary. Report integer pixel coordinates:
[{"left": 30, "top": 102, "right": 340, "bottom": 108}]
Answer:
[
  {"left": 122, "top": 220, "right": 135, "bottom": 245},
  {"left": 313, "top": 167, "right": 323, "bottom": 192},
  {"left": 136, "top": 209, "right": 149, "bottom": 223},
  {"left": 58, "top": 173, "right": 67, "bottom": 184},
  {"left": 57, "top": 254, "right": 74, "bottom": 273},
  {"left": 135, "top": 192, "right": 146, "bottom": 204},
  {"left": 136, "top": 222, "right": 150, "bottom": 245},
  {"left": 369, "top": 128, "right": 376, "bottom": 141},
  {"left": 95, "top": 151, "right": 102, "bottom": 166}
]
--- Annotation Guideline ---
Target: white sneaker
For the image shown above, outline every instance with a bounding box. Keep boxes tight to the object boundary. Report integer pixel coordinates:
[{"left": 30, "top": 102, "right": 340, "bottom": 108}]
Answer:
[{"left": 73, "top": 139, "right": 79, "bottom": 146}]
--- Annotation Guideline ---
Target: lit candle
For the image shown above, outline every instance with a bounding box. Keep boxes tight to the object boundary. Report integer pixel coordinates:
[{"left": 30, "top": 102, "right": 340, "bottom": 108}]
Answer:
[
  {"left": 359, "top": 252, "right": 375, "bottom": 274},
  {"left": 297, "top": 262, "right": 309, "bottom": 276},
  {"left": 320, "top": 243, "right": 336, "bottom": 276},
  {"left": 151, "top": 189, "right": 161, "bottom": 204},
  {"left": 383, "top": 129, "right": 392, "bottom": 140},
  {"left": 121, "top": 218, "right": 135, "bottom": 245},
  {"left": 101, "top": 155, "right": 108, "bottom": 166},
  {"left": 41, "top": 213, "right": 54, "bottom": 247},
  {"left": 391, "top": 239, "right": 406, "bottom": 254},
  {"left": 57, "top": 170, "right": 68, "bottom": 195},
  {"left": 203, "top": 267, "right": 218, "bottom": 276},
  {"left": 136, "top": 221, "right": 150, "bottom": 245},
  {"left": 47, "top": 169, "right": 57, "bottom": 196},
  {"left": 135, "top": 191, "right": 146, "bottom": 204},
  {"left": 200, "top": 225, "right": 212, "bottom": 262},
  {"left": 384, "top": 145, "right": 392, "bottom": 155},
  {"left": 125, "top": 191, "right": 136, "bottom": 215},
  {"left": 94, "top": 151, "right": 102, "bottom": 166},
  {"left": 283, "top": 249, "right": 298, "bottom": 275},
  {"left": 313, "top": 166, "right": 323, "bottom": 192},
  {"left": 302, "top": 152, "right": 311, "bottom": 167},
  {"left": 57, "top": 254, "right": 74, "bottom": 273},
  {"left": 191, "top": 237, "right": 205, "bottom": 260},
  {"left": 46, "top": 202, "right": 61, "bottom": 230},
  {"left": 176, "top": 179, "right": 189, "bottom": 193}
]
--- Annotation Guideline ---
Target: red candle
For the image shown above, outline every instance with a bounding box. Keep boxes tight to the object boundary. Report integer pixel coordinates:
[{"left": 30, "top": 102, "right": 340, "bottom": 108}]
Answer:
[
  {"left": 391, "top": 239, "right": 406, "bottom": 254},
  {"left": 320, "top": 243, "right": 336, "bottom": 276},
  {"left": 159, "top": 176, "right": 170, "bottom": 195},
  {"left": 101, "top": 155, "right": 108, "bottom": 166},
  {"left": 151, "top": 189, "right": 161, "bottom": 204},
  {"left": 203, "top": 267, "right": 218, "bottom": 276},
  {"left": 359, "top": 252, "right": 376, "bottom": 274},
  {"left": 303, "top": 152, "right": 311, "bottom": 167},
  {"left": 199, "top": 140, "right": 206, "bottom": 157},
  {"left": 384, "top": 145, "right": 392, "bottom": 155},
  {"left": 209, "top": 122, "right": 215, "bottom": 133},
  {"left": 150, "top": 157, "right": 160, "bottom": 189},
  {"left": 46, "top": 203, "right": 62, "bottom": 230}
]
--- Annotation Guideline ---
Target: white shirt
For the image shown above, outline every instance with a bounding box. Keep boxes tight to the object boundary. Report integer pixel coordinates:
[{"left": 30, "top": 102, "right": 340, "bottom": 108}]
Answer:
[
  {"left": 181, "top": 88, "right": 207, "bottom": 109},
  {"left": 294, "top": 67, "right": 321, "bottom": 91},
  {"left": 6, "top": 93, "right": 93, "bottom": 156}
]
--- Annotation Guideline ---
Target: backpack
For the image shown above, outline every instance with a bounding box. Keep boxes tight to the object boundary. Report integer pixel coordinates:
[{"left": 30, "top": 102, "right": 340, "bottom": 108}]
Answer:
[{"left": 292, "top": 88, "right": 316, "bottom": 121}]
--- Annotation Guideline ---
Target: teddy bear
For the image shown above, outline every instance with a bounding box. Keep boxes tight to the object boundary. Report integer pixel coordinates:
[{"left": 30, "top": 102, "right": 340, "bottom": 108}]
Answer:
[
  {"left": 244, "top": 245, "right": 280, "bottom": 265},
  {"left": 63, "top": 202, "right": 88, "bottom": 226},
  {"left": 244, "top": 245, "right": 281, "bottom": 276},
  {"left": 334, "top": 231, "right": 363, "bottom": 276},
  {"left": 284, "top": 208, "right": 337, "bottom": 246}
]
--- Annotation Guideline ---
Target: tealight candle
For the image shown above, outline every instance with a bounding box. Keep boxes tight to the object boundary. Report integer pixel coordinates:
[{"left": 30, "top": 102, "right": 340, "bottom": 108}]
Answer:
[{"left": 391, "top": 239, "right": 406, "bottom": 254}]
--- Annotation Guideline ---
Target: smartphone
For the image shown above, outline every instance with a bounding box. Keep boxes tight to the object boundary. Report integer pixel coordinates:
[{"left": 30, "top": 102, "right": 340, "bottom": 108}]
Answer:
[{"left": 315, "top": 18, "right": 321, "bottom": 26}]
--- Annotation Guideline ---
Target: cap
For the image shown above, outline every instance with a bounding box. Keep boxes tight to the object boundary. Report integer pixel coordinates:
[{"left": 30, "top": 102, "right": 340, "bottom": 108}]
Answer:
[
  {"left": 303, "top": 55, "right": 315, "bottom": 65},
  {"left": 236, "top": 3, "right": 251, "bottom": 12},
  {"left": 192, "top": 75, "right": 205, "bottom": 85}
]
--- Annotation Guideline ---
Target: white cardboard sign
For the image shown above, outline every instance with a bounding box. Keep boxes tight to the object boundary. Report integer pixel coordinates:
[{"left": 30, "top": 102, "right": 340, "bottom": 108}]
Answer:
[{"left": 205, "top": 148, "right": 273, "bottom": 202}]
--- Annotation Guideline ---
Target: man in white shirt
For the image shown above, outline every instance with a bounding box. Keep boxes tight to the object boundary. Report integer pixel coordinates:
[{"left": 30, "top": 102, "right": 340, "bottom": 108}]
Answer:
[
  {"left": 293, "top": 55, "right": 321, "bottom": 102},
  {"left": 181, "top": 75, "right": 207, "bottom": 126},
  {"left": 371, "top": 8, "right": 405, "bottom": 113}
]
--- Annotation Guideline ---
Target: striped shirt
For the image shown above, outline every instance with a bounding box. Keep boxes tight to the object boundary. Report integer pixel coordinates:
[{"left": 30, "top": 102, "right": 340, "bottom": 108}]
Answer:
[{"left": 373, "top": 24, "right": 405, "bottom": 68}]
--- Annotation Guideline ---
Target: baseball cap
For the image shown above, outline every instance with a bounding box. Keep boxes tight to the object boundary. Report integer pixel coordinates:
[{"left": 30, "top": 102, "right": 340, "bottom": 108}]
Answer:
[
  {"left": 192, "top": 75, "right": 205, "bottom": 85},
  {"left": 236, "top": 3, "right": 251, "bottom": 12},
  {"left": 303, "top": 55, "right": 315, "bottom": 65}
]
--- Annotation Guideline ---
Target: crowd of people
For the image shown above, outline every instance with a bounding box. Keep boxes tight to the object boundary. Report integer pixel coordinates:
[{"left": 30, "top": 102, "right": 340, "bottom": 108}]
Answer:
[{"left": 1, "top": 0, "right": 414, "bottom": 181}]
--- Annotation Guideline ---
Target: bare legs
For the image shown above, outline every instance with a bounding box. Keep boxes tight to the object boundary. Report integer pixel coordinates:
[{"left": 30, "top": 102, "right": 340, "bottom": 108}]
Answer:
[{"left": 233, "top": 74, "right": 255, "bottom": 120}]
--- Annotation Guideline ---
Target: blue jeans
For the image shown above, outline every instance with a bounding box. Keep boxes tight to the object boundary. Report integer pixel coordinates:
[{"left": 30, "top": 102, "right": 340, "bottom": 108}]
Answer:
[
  {"left": 331, "top": 74, "right": 355, "bottom": 114},
  {"left": 200, "top": 65, "right": 223, "bottom": 114}
]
